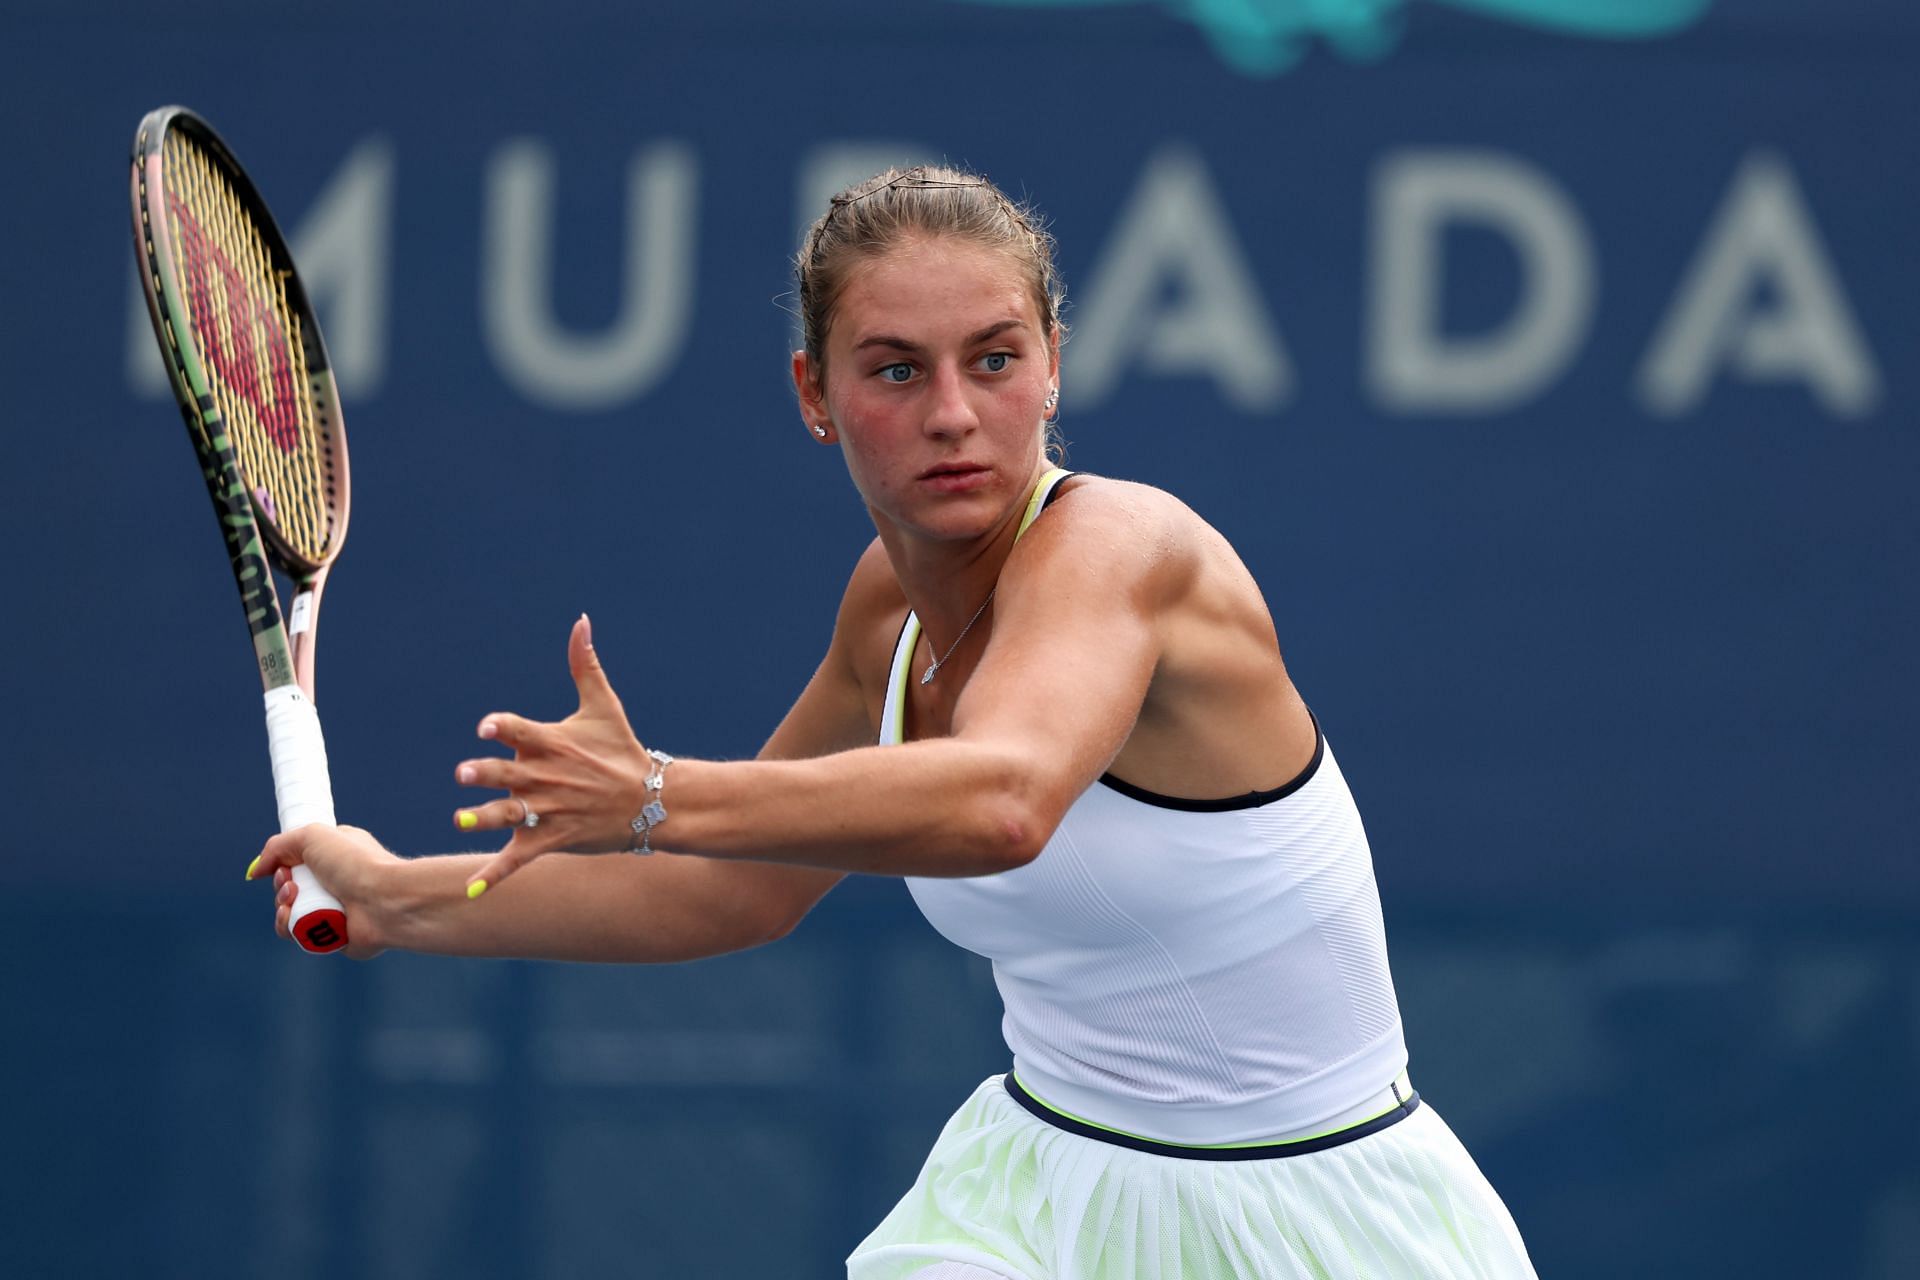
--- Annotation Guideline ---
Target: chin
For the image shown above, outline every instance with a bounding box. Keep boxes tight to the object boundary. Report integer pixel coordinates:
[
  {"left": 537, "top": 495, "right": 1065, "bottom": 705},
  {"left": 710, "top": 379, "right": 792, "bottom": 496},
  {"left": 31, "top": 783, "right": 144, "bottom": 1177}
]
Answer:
[{"left": 918, "top": 492, "right": 1020, "bottom": 540}]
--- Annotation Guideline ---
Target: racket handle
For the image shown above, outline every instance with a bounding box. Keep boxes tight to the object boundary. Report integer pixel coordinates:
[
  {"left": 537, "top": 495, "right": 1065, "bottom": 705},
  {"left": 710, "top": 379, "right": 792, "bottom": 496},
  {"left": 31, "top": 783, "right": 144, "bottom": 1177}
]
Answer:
[{"left": 264, "top": 685, "right": 349, "bottom": 954}]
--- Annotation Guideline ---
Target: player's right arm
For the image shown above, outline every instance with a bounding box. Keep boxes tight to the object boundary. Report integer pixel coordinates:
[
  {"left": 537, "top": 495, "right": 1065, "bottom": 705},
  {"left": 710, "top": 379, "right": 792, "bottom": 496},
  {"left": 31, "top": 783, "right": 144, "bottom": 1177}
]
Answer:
[{"left": 258, "top": 556, "right": 884, "bottom": 964}]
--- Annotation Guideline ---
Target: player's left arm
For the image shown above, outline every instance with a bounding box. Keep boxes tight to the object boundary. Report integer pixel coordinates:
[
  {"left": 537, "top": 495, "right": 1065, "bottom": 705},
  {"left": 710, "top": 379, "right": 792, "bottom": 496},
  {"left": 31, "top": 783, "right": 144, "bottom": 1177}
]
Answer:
[
  {"left": 443, "top": 479, "right": 1188, "bottom": 885},
  {"left": 943, "top": 479, "right": 1181, "bottom": 835},
  {"left": 654, "top": 478, "right": 1187, "bottom": 876}
]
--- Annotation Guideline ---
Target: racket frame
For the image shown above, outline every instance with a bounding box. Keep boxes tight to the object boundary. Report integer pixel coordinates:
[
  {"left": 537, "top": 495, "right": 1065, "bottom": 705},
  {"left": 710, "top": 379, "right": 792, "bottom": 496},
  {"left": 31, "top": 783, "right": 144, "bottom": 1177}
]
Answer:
[{"left": 131, "top": 106, "right": 354, "bottom": 953}]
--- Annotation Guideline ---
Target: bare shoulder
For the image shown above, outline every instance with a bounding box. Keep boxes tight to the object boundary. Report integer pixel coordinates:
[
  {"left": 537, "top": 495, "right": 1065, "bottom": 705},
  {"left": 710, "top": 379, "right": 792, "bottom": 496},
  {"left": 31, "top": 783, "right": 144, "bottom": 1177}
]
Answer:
[
  {"left": 1006, "top": 474, "right": 1212, "bottom": 598},
  {"left": 836, "top": 537, "right": 907, "bottom": 635},
  {"left": 828, "top": 536, "right": 910, "bottom": 709},
  {"left": 1049, "top": 473, "right": 1197, "bottom": 526},
  {"left": 1036, "top": 474, "right": 1213, "bottom": 548},
  {"left": 1028, "top": 476, "right": 1307, "bottom": 797},
  {"left": 1011, "top": 472, "right": 1277, "bottom": 662}
]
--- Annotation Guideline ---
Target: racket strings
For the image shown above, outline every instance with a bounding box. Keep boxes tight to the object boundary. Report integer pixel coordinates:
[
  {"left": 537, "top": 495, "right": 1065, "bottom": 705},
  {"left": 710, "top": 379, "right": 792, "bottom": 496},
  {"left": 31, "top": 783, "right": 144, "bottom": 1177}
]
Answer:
[{"left": 163, "top": 131, "right": 336, "bottom": 565}]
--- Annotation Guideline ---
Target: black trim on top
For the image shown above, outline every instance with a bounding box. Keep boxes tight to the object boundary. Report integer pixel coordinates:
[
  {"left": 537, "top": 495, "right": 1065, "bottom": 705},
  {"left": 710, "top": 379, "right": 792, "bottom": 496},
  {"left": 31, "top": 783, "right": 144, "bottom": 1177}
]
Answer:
[
  {"left": 1098, "top": 711, "right": 1325, "bottom": 812},
  {"left": 1037, "top": 469, "right": 1076, "bottom": 512},
  {"left": 1001, "top": 1073, "right": 1420, "bottom": 1161}
]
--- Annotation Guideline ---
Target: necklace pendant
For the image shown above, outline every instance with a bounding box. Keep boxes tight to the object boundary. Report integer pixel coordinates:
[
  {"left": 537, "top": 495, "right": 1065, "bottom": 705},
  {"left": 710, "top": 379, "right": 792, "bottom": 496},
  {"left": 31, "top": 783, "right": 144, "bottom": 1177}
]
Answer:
[{"left": 919, "top": 586, "right": 995, "bottom": 687}]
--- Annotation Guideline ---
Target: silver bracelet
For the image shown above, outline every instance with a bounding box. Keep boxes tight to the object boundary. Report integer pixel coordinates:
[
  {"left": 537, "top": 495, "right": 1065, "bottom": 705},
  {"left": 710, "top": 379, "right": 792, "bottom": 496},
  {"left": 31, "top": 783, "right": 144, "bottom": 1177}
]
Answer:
[{"left": 628, "top": 749, "right": 674, "bottom": 854}]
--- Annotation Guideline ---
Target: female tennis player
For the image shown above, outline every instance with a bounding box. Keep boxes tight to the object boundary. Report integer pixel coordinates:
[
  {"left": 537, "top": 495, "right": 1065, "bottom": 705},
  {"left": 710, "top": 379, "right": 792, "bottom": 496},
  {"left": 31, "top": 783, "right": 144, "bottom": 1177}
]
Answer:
[{"left": 255, "top": 166, "right": 1536, "bottom": 1279}]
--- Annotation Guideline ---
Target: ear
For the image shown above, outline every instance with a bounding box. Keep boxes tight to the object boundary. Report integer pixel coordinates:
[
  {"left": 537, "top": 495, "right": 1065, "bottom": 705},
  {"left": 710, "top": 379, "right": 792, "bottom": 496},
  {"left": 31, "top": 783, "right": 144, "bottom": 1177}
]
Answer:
[
  {"left": 791, "top": 349, "right": 836, "bottom": 443},
  {"left": 1046, "top": 326, "right": 1062, "bottom": 390}
]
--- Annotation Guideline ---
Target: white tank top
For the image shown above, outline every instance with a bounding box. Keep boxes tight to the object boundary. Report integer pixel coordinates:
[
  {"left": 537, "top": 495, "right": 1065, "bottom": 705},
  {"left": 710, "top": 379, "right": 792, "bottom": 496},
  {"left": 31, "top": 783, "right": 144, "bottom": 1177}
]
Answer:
[{"left": 882, "top": 470, "right": 1409, "bottom": 1145}]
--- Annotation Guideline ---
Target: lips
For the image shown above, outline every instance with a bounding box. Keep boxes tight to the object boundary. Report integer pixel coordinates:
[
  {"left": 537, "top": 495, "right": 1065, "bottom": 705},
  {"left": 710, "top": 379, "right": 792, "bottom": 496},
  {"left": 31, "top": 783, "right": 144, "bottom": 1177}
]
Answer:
[
  {"left": 917, "top": 462, "right": 992, "bottom": 492},
  {"left": 921, "top": 460, "right": 990, "bottom": 479}
]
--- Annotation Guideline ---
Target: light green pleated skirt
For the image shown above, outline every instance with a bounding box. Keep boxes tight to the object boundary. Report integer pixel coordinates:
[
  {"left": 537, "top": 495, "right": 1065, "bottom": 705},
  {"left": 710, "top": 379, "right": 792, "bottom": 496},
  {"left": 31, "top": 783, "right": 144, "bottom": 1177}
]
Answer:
[{"left": 847, "top": 1075, "right": 1536, "bottom": 1280}]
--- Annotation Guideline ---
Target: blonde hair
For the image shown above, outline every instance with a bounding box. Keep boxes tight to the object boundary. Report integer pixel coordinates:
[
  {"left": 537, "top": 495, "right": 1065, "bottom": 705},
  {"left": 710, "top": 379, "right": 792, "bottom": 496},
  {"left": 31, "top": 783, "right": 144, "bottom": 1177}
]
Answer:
[{"left": 793, "top": 165, "right": 1069, "bottom": 379}]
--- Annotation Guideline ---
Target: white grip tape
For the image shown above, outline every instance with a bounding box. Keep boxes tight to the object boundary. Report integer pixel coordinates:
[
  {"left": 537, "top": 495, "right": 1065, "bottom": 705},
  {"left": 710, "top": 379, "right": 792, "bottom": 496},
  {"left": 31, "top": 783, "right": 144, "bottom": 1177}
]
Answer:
[
  {"left": 265, "top": 685, "right": 337, "bottom": 829},
  {"left": 263, "top": 685, "right": 346, "bottom": 937}
]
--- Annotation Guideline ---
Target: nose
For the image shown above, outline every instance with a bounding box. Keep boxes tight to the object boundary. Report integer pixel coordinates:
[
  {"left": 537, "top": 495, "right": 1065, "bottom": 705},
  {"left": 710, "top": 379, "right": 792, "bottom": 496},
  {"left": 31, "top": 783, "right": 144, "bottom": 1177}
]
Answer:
[{"left": 920, "top": 360, "right": 978, "bottom": 440}]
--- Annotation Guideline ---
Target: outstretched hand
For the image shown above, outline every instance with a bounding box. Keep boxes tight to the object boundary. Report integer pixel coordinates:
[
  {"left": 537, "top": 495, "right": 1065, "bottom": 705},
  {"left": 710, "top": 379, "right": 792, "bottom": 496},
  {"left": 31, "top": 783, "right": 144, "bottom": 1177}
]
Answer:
[{"left": 454, "top": 614, "right": 652, "bottom": 897}]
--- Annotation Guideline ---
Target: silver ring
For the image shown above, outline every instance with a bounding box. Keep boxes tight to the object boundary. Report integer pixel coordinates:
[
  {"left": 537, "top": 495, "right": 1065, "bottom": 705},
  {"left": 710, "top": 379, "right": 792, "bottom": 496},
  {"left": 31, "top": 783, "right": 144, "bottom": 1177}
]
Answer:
[{"left": 520, "top": 805, "right": 541, "bottom": 829}]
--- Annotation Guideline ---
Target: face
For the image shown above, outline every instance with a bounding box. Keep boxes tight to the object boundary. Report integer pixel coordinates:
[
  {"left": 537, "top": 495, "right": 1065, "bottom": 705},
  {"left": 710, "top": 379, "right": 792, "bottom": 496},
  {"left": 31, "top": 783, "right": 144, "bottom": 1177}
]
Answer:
[{"left": 793, "top": 234, "right": 1058, "bottom": 543}]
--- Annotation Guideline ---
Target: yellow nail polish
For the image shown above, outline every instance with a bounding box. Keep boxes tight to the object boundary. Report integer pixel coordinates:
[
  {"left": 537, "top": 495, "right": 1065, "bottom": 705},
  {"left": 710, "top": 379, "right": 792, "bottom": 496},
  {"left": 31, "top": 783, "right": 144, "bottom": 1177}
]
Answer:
[
  {"left": 458, "top": 811, "right": 477, "bottom": 831},
  {"left": 467, "top": 880, "right": 488, "bottom": 900},
  {"left": 245, "top": 855, "right": 261, "bottom": 882}
]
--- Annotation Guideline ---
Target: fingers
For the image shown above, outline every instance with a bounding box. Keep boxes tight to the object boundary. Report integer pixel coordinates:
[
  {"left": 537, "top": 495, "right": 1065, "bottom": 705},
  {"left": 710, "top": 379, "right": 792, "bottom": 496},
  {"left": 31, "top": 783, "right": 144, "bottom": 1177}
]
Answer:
[
  {"left": 474, "top": 711, "right": 548, "bottom": 750},
  {"left": 452, "top": 795, "right": 536, "bottom": 835},
  {"left": 249, "top": 826, "right": 315, "bottom": 881},
  {"left": 464, "top": 834, "right": 546, "bottom": 900},
  {"left": 569, "top": 614, "right": 624, "bottom": 716},
  {"left": 454, "top": 755, "right": 526, "bottom": 792}
]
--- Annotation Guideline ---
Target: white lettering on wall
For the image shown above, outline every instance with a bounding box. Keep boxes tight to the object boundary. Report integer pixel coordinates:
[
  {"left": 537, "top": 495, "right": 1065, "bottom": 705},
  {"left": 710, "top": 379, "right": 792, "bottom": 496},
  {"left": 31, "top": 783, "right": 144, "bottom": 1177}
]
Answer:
[
  {"left": 127, "top": 138, "right": 395, "bottom": 399},
  {"left": 1369, "top": 149, "right": 1594, "bottom": 414},
  {"left": 481, "top": 139, "right": 697, "bottom": 410},
  {"left": 121, "top": 140, "right": 1882, "bottom": 426},
  {"left": 1069, "top": 145, "right": 1292, "bottom": 411},
  {"left": 1636, "top": 151, "right": 1881, "bottom": 418}
]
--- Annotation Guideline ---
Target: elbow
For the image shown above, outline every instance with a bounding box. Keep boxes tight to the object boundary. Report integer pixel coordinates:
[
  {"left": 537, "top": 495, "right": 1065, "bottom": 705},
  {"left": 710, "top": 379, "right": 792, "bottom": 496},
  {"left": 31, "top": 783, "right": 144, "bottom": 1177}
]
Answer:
[
  {"left": 968, "top": 755, "right": 1057, "bottom": 874},
  {"left": 994, "top": 819, "right": 1048, "bottom": 874}
]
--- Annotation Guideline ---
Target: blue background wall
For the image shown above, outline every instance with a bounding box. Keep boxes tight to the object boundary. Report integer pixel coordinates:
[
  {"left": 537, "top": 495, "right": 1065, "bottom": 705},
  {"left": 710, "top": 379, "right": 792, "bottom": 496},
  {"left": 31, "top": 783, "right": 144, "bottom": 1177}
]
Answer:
[{"left": 3, "top": 0, "right": 1916, "bottom": 1274}]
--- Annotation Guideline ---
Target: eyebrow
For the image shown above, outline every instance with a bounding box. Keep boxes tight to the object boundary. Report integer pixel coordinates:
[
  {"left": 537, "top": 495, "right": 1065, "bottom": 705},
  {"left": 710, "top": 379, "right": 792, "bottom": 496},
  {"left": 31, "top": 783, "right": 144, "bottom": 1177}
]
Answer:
[{"left": 852, "top": 319, "right": 1028, "bottom": 354}]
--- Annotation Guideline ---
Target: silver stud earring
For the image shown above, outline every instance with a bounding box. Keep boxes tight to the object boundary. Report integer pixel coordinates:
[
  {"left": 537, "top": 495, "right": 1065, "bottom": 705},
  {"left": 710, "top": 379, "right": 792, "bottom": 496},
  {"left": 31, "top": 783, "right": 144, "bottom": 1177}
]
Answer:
[
  {"left": 1044, "top": 389, "right": 1059, "bottom": 412},
  {"left": 813, "top": 424, "right": 828, "bottom": 438}
]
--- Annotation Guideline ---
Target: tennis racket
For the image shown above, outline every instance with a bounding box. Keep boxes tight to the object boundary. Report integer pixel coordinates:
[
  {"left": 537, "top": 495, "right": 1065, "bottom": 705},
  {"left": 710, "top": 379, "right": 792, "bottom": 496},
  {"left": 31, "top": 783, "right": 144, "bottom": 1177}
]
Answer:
[{"left": 130, "top": 106, "right": 353, "bottom": 954}]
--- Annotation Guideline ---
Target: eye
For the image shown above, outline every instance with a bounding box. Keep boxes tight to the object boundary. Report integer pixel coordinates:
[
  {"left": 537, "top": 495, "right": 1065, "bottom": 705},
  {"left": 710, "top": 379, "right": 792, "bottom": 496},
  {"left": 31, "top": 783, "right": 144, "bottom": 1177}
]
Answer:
[
  {"left": 981, "top": 352, "right": 1011, "bottom": 373},
  {"left": 880, "top": 363, "right": 914, "bottom": 383}
]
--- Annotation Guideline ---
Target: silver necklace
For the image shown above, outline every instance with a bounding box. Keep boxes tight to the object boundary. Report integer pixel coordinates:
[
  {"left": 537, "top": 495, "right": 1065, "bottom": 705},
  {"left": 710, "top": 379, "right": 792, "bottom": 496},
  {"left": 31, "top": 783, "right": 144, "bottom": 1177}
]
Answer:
[{"left": 921, "top": 589, "right": 996, "bottom": 685}]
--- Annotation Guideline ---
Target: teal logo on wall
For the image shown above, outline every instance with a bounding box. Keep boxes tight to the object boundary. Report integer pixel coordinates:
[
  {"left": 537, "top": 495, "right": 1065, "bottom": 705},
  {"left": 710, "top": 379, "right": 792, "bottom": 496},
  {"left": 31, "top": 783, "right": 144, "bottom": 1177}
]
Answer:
[{"left": 954, "top": 0, "right": 1712, "bottom": 77}]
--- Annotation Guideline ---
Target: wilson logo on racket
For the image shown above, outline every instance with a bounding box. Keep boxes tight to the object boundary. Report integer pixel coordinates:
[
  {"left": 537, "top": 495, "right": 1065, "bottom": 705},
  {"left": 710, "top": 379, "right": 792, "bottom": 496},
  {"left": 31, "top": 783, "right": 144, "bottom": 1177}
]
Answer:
[
  {"left": 167, "top": 194, "right": 303, "bottom": 456},
  {"left": 200, "top": 418, "right": 286, "bottom": 645}
]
